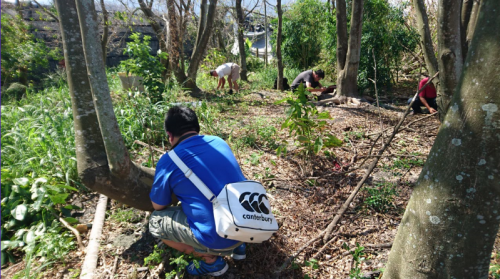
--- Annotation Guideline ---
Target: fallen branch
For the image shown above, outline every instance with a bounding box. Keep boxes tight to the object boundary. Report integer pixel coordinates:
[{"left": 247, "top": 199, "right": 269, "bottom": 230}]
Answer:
[
  {"left": 81, "top": 194, "right": 109, "bottom": 279},
  {"left": 322, "top": 72, "right": 439, "bottom": 243},
  {"left": 49, "top": 208, "right": 85, "bottom": 251},
  {"left": 366, "top": 112, "right": 437, "bottom": 137}
]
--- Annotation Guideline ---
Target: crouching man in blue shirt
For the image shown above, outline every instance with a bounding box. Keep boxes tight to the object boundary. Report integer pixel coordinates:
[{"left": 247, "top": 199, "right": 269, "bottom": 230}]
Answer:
[{"left": 149, "top": 106, "right": 246, "bottom": 276}]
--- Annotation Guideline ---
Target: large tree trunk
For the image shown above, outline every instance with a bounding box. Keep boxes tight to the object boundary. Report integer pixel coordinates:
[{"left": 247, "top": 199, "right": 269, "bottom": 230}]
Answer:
[
  {"left": 276, "top": 0, "right": 284, "bottom": 91},
  {"left": 336, "top": 0, "right": 364, "bottom": 98},
  {"left": 412, "top": 0, "right": 439, "bottom": 77},
  {"left": 383, "top": 0, "right": 500, "bottom": 277},
  {"left": 235, "top": 0, "right": 248, "bottom": 81},
  {"left": 436, "top": 0, "right": 463, "bottom": 120},
  {"left": 56, "top": 0, "right": 154, "bottom": 211}
]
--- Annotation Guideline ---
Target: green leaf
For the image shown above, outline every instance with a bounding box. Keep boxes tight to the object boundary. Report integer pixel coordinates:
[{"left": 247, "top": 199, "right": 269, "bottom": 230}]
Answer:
[
  {"left": 313, "top": 137, "right": 323, "bottom": 154},
  {"left": 1, "top": 240, "right": 22, "bottom": 251},
  {"left": 297, "top": 135, "right": 309, "bottom": 143},
  {"left": 13, "top": 177, "right": 29, "bottom": 186},
  {"left": 317, "top": 111, "right": 331, "bottom": 119},
  {"left": 49, "top": 193, "right": 69, "bottom": 205},
  {"left": 31, "top": 186, "right": 47, "bottom": 211},
  {"left": 11, "top": 204, "right": 28, "bottom": 221},
  {"left": 324, "top": 134, "right": 343, "bottom": 147}
]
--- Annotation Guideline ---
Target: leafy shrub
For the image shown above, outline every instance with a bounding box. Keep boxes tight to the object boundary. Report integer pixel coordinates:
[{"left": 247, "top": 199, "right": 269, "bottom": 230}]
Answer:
[
  {"left": 1, "top": 13, "right": 61, "bottom": 86},
  {"left": 275, "top": 84, "right": 342, "bottom": 156},
  {"left": 120, "top": 33, "right": 168, "bottom": 101},
  {"left": 2, "top": 82, "right": 27, "bottom": 101}
]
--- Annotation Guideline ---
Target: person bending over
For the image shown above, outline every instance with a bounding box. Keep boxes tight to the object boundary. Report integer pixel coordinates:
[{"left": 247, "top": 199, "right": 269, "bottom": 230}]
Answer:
[
  {"left": 290, "top": 69, "right": 326, "bottom": 92},
  {"left": 149, "top": 106, "right": 246, "bottom": 276},
  {"left": 210, "top": 63, "right": 240, "bottom": 94},
  {"left": 409, "top": 75, "right": 438, "bottom": 115}
]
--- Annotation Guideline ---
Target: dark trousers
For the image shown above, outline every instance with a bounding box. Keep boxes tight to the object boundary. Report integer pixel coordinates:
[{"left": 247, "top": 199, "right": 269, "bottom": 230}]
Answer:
[{"left": 408, "top": 97, "right": 437, "bottom": 113}]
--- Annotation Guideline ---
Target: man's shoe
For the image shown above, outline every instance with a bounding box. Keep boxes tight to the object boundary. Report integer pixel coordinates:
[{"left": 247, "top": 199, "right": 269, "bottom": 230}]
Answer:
[
  {"left": 186, "top": 256, "right": 228, "bottom": 276},
  {"left": 231, "top": 243, "right": 246, "bottom": 260}
]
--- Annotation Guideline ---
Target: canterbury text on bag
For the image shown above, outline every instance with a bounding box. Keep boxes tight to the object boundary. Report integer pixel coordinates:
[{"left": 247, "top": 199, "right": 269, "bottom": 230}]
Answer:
[{"left": 168, "top": 150, "right": 279, "bottom": 243}]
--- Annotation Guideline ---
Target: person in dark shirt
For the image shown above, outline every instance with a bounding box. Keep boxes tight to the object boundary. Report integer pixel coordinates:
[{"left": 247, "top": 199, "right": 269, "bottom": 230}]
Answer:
[
  {"left": 409, "top": 75, "right": 438, "bottom": 114},
  {"left": 290, "top": 69, "right": 326, "bottom": 92}
]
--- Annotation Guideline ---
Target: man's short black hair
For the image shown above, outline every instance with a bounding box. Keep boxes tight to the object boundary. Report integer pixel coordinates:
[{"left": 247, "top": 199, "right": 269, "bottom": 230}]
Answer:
[
  {"left": 315, "top": 69, "right": 325, "bottom": 79},
  {"left": 164, "top": 106, "right": 200, "bottom": 137},
  {"left": 209, "top": 70, "right": 216, "bottom": 76}
]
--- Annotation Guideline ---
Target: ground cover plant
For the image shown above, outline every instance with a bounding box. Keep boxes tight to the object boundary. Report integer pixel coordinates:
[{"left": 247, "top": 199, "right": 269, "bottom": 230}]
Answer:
[{"left": 2, "top": 68, "right": 498, "bottom": 278}]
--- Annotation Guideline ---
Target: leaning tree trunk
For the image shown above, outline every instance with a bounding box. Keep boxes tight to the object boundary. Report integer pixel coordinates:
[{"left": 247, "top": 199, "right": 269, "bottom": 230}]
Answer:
[
  {"left": 276, "top": 0, "right": 284, "bottom": 91},
  {"left": 235, "top": 0, "right": 248, "bottom": 81},
  {"left": 412, "top": 0, "right": 439, "bottom": 77},
  {"left": 436, "top": 0, "right": 463, "bottom": 121},
  {"left": 186, "top": 0, "right": 218, "bottom": 91},
  {"left": 56, "top": 0, "right": 154, "bottom": 211},
  {"left": 383, "top": 0, "right": 500, "bottom": 277},
  {"left": 336, "top": 0, "right": 364, "bottom": 98}
]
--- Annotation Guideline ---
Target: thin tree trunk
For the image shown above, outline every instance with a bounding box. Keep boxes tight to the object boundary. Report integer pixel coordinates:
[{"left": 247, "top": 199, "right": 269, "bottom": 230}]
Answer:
[
  {"left": 236, "top": 0, "right": 248, "bottom": 81},
  {"left": 276, "top": 0, "right": 284, "bottom": 91},
  {"left": 166, "top": 0, "right": 187, "bottom": 85},
  {"left": 336, "top": 0, "right": 364, "bottom": 97},
  {"left": 264, "top": 1, "right": 268, "bottom": 67},
  {"left": 436, "top": 0, "right": 463, "bottom": 120},
  {"left": 412, "top": 0, "right": 439, "bottom": 76},
  {"left": 383, "top": 0, "right": 500, "bottom": 277},
  {"left": 336, "top": 0, "right": 348, "bottom": 72},
  {"left": 56, "top": 0, "right": 155, "bottom": 211},
  {"left": 186, "top": 0, "right": 218, "bottom": 90},
  {"left": 100, "top": 0, "right": 109, "bottom": 64}
]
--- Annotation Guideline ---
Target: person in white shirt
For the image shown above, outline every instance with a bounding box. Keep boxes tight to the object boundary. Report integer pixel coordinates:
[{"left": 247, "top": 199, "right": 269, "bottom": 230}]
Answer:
[{"left": 210, "top": 63, "right": 240, "bottom": 94}]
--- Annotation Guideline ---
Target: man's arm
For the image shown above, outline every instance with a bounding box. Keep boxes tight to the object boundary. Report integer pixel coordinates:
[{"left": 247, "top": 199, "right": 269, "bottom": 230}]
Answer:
[
  {"left": 152, "top": 201, "right": 168, "bottom": 211},
  {"left": 305, "top": 82, "right": 325, "bottom": 92},
  {"left": 419, "top": 96, "right": 437, "bottom": 113}
]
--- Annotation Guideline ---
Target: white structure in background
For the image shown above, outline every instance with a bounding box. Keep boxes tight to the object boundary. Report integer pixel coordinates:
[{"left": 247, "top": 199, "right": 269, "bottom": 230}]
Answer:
[{"left": 231, "top": 23, "right": 273, "bottom": 62}]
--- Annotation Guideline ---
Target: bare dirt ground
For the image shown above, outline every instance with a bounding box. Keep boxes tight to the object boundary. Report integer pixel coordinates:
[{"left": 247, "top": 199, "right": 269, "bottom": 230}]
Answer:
[{"left": 3, "top": 85, "right": 499, "bottom": 279}]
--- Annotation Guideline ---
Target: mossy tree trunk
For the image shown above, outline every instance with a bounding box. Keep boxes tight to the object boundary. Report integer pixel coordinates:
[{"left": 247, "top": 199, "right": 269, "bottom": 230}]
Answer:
[
  {"left": 55, "top": 0, "right": 155, "bottom": 211},
  {"left": 383, "top": 0, "right": 500, "bottom": 277}
]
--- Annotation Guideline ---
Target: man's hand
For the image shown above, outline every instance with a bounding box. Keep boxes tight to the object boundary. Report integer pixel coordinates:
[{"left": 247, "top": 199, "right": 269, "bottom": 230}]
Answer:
[{"left": 429, "top": 107, "right": 437, "bottom": 114}]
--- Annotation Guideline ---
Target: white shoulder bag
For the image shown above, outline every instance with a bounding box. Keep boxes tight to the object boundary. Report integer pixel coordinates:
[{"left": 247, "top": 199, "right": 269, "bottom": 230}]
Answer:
[{"left": 168, "top": 150, "right": 279, "bottom": 243}]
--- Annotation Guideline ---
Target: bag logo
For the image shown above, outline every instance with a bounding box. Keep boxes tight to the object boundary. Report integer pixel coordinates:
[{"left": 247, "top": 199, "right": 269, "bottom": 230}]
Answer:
[{"left": 239, "top": 192, "right": 270, "bottom": 214}]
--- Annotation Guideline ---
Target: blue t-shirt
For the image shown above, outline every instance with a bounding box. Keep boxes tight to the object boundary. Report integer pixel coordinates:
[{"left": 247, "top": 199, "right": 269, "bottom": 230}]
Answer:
[{"left": 150, "top": 135, "right": 245, "bottom": 249}]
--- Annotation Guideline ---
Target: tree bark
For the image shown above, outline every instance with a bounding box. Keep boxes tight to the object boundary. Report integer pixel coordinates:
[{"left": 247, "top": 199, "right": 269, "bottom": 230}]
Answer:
[
  {"left": 412, "top": 0, "right": 439, "bottom": 77},
  {"left": 336, "top": 0, "right": 364, "bottom": 97},
  {"left": 236, "top": 0, "right": 248, "bottom": 81},
  {"left": 465, "top": 0, "right": 480, "bottom": 55},
  {"left": 436, "top": 0, "right": 463, "bottom": 120},
  {"left": 383, "top": 0, "right": 500, "bottom": 277},
  {"left": 460, "top": 0, "right": 473, "bottom": 60},
  {"left": 186, "top": 0, "right": 217, "bottom": 85},
  {"left": 336, "top": 0, "right": 348, "bottom": 72},
  {"left": 276, "top": 0, "right": 284, "bottom": 91},
  {"left": 100, "top": 0, "right": 109, "bottom": 63},
  {"left": 56, "top": 0, "right": 155, "bottom": 211}
]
